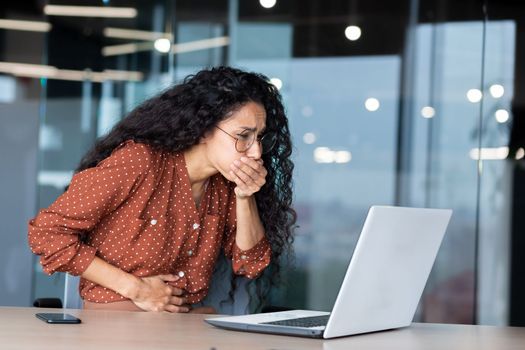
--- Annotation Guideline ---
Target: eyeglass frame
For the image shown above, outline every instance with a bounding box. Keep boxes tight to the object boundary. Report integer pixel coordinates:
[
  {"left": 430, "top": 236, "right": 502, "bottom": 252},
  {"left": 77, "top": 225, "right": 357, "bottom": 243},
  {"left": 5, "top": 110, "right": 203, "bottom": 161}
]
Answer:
[{"left": 214, "top": 126, "right": 276, "bottom": 154}]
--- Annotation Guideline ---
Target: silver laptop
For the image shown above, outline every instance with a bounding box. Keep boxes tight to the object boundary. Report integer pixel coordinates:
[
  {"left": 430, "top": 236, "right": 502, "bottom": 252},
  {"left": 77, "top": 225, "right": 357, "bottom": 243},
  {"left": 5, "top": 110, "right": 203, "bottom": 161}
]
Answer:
[{"left": 205, "top": 206, "right": 452, "bottom": 339}]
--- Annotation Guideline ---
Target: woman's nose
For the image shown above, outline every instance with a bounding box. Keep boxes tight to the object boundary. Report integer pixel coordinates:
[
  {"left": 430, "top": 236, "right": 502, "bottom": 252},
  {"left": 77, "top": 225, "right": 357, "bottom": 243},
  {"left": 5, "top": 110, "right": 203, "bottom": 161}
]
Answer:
[{"left": 246, "top": 139, "right": 262, "bottom": 159}]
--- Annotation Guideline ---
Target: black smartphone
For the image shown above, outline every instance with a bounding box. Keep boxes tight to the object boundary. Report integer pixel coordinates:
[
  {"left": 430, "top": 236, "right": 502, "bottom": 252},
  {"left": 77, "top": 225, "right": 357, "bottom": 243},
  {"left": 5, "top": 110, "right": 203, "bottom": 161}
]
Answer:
[{"left": 35, "top": 313, "right": 81, "bottom": 324}]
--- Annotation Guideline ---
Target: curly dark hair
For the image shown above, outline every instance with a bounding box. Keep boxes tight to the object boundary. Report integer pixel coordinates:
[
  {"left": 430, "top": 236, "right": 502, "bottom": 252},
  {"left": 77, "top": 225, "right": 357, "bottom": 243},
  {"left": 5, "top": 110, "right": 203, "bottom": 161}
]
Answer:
[{"left": 75, "top": 66, "right": 296, "bottom": 311}]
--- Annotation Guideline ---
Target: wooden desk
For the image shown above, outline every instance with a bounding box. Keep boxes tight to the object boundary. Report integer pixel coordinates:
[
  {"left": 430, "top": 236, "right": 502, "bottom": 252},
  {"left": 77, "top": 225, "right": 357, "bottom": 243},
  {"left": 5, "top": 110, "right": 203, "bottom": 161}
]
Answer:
[{"left": 1, "top": 307, "right": 524, "bottom": 350}]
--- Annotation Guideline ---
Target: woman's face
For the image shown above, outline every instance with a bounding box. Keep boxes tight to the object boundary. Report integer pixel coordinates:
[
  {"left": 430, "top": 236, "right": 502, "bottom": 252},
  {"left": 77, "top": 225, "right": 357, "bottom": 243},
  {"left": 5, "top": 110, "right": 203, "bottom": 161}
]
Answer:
[{"left": 204, "top": 101, "right": 267, "bottom": 182}]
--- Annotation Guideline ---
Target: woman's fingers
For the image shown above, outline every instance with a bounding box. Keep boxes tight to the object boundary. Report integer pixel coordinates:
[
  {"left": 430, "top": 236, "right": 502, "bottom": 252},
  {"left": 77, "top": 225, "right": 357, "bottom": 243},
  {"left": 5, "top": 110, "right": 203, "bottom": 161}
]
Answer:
[
  {"left": 164, "top": 304, "right": 190, "bottom": 313},
  {"left": 234, "top": 157, "right": 264, "bottom": 178},
  {"left": 170, "top": 296, "right": 187, "bottom": 306},
  {"left": 170, "top": 287, "right": 184, "bottom": 296},
  {"left": 230, "top": 164, "right": 253, "bottom": 184},
  {"left": 240, "top": 156, "right": 262, "bottom": 170},
  {"left": 230, "top": 170, "right": 254, "bottom": 195},
  {"left": 230, "top": 159, "right": 266, "bottom": 185},
  {"left": 231, "top": 168, "right": 265, "bottom": 192},
  {"left": 157, "top": 274, "right": 180, "bottom": 282}
]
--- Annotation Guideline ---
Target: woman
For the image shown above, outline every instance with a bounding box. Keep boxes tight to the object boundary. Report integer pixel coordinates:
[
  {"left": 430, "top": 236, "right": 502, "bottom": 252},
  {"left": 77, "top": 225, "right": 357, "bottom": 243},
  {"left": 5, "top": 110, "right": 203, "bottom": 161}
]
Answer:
[{"left": 28, "top": 66, "right": 296, "bottom": 313}]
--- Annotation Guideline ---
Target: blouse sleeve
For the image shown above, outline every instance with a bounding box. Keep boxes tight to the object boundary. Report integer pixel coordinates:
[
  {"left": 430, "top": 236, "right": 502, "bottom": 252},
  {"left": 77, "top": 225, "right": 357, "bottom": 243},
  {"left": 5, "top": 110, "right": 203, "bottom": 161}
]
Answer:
[
  {"left": 222, "top": 185, "right": 271, "bottom": 279},
  {"left": 27, "top": 141, "right": 151, "bottom": 276}
]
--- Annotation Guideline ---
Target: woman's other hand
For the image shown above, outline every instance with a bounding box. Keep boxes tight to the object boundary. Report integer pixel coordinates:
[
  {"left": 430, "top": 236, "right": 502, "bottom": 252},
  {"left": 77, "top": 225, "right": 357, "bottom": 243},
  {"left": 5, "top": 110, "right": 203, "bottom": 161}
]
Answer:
[{"left": 131, "top": 274, "right": 190, "bottom": 313}]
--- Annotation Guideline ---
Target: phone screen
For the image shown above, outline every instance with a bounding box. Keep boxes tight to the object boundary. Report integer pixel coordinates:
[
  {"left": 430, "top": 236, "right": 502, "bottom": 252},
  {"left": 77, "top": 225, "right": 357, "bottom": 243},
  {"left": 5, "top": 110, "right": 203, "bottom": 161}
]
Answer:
[{"left": 36, "top": 313, "right": 81, "bottom": 324}]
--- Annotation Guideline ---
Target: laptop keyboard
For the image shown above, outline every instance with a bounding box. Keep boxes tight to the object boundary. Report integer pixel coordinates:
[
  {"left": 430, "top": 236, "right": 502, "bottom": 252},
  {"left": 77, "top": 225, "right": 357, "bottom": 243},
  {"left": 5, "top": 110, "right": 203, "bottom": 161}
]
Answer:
[{"left": 260, "top": 315, "right": 330, "bottom": 328}]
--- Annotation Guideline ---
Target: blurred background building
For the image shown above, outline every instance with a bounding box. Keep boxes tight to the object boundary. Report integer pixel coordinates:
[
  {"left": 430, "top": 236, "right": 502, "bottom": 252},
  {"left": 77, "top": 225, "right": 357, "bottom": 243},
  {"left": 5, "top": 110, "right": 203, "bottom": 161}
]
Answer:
[{"left": 1, "top": 0, "right": 524, "bottom": 326}]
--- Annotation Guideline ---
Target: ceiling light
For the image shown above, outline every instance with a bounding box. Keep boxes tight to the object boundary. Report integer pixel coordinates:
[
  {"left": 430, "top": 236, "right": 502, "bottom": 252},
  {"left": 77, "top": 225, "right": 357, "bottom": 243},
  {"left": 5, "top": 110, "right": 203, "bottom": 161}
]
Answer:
[
  {"left": 102, "top": 42, "right": 152, "bottom": 56},
  {"left": 303, "top": 133, "right": 316, "bottom": 144},
  {"left": 345, "top": 25, "right": 361, "bottom": 41},
  {"left": 0, "top": 61, "right": 142, "bottom": 82},
  {"left": 467, "top": 89, "right": 482, "bottom": 103},
  {"left": 172, "top": 36, "right": 229, "bottom": 54},
  {"left": 489, "top": 84, "right": 504, "bottom": 98},
  {"left": 259, "top": 0, "right": 277, "bottom": 9},
  {"left": 495, "top": 109, "right": 509, "bottom": 123},
  {"left": 154, "top": 38, "right": 171, "bottom": 53},
  {"left": 104, "top": 27, "right": 172, "bottom": 41},
  {"left": 365, "top": 97, "right": 380, "bottom": 111},
  {"left": 469, "top": 147, "right": 509, "bottom": 160},
  {"left": 102, "top": 36, "right": 229, "bottom": 57},
  {"left": 0, "top": 19, "right": 51, "bottom": 32},
  {"left": 421, "top": 106, "right": 435, "bottom": 119},
  {"left": 44, "top": 5, "right": 137, "bottom": 18},
  {"left": 270, "top": 77, "right": 282, "bottom": 90}
]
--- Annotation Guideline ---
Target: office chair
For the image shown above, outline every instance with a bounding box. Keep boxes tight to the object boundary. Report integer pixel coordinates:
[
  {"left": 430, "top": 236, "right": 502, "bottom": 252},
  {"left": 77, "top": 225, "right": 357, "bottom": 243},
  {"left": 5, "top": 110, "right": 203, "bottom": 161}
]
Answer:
[{"left": 33, "top": 274, "right": 82, "bottom": 309}]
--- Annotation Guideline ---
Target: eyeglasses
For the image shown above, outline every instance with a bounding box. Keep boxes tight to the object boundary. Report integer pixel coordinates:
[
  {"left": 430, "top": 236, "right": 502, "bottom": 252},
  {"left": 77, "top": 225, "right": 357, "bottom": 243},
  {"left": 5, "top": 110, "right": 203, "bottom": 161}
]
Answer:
[{"left": 215, "top": 126, "right": 277, "bottom": 154}]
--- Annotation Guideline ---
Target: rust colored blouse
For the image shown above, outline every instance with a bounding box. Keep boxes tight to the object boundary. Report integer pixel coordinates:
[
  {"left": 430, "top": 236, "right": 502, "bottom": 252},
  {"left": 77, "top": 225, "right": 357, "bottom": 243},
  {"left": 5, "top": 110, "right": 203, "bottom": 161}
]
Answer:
[{"left": 28, "top": 140, "right": 271, "bottom": 304}]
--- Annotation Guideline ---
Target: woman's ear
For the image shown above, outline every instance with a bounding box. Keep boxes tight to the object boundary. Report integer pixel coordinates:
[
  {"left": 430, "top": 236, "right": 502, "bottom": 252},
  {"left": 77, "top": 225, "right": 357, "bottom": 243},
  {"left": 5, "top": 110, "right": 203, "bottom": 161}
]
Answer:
[{"left": 199, "top": 129, "right": 213, "bottom": 144}]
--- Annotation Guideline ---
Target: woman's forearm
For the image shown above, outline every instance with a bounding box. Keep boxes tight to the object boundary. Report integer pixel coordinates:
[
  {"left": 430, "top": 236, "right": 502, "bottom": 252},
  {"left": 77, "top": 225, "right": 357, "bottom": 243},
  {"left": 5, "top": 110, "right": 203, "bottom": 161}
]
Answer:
[
  {"left": 81, "top": 256, "right": 141, "bottom": 300},
  {"left": 234, "top": 195, "right": 265, "bottom": 250}
]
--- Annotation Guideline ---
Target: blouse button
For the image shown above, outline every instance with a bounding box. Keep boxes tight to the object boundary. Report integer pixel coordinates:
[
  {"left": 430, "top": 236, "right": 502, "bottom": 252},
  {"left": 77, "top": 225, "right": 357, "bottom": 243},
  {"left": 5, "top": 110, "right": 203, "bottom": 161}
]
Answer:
[
  {"left": 178, "top": 271, "right": 185, "bottom": 278},
  {"left": 150, "top": 219, "right": 157, "bottom": 225},
  {"left": 192, "top": 223, "right": 200, "bottom": 230},
  {"left": 240, "top": 255, "right": 247, "bottom": 260},
  {"left": 187, "top": 250, "right": 193, "bottom": 256}
]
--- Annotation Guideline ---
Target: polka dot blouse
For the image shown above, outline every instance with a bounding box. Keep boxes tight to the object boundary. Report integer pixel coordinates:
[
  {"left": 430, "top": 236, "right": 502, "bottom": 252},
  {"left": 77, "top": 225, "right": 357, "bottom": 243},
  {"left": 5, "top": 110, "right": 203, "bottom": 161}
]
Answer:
[{"left": 28, "top": 140, "right": 271, "bottom": 305}]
